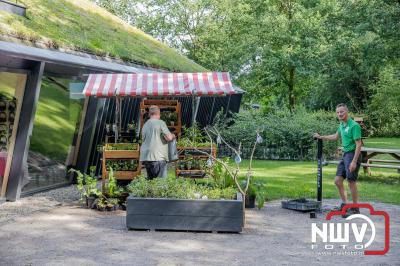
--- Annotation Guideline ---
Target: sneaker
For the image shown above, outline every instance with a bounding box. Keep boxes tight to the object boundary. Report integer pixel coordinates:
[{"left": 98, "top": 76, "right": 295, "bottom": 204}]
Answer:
[{"left": 342, "top": 207, "right": 360, "bottom": 218}]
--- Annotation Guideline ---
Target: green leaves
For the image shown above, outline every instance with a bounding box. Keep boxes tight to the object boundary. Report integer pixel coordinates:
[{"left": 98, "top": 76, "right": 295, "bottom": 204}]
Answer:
[
  {"left": 367, "top": 64, "right": 400, "bottom": 137},
  {"left": 105, "top": 168, "right": 123, "bottom": 198},
  {"left": 95, "top": 0, "right": 399, "bottom": 122},
  {"left": 214, "top": 108, "right": 339, "bottom": 160},
  {"left": 127, "top": 175, "right": 237, "bottom": 200},
  {"left": 69, "top": 168, "right": 101, "bottom": 200}
]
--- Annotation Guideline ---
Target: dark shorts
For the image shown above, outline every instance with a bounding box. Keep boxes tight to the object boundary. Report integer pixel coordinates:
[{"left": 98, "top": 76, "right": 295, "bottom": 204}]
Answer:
[
  {"left": 142, "top": 160, "right": 167, "bottom": 180},
  {"left": 336, "top": 152, "right": 360, "bottom": 182}
]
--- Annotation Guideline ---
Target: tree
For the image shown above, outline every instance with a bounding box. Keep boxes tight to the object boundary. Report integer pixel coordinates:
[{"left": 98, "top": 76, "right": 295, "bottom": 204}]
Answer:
[
  {"left": 367, "top": 64, "right": 400, "bottom": 136},
  {"left": 92, "top": 0, "right": 400, "bottom": 116}
]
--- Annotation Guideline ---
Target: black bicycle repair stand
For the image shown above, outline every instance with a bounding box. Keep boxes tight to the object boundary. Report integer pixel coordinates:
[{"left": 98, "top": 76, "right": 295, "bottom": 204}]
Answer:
[{"left": 281, "top": 138, "right": 323, "bottom": 212}]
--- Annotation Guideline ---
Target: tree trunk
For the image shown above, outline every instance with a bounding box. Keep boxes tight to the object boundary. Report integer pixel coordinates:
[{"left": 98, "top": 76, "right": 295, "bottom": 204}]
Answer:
[{"left": 288, "top": 66, "right": 295, "bottom": 112}]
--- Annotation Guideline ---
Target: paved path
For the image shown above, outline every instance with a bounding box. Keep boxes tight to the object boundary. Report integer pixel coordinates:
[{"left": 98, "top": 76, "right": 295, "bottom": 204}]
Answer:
[{"left": 0, "top": 195, "right": 399, "bottom": 265}]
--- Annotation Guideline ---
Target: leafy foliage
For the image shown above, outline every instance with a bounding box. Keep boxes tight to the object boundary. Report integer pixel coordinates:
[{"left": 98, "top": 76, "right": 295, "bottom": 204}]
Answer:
[
  {"left": 0, "top": 0, "right": 205, "bottom": 71},
  {"left": 214, "top": 108, "right": 339, "bottom": 160},
  {"left": 96, "top": 0, "right": 400, "bottom": 133},
  {"left": 105, "top": 168, "right": 124, "bottom": 198},
  {"left": 177, "top": 123, "right": 211, "bottom": 147},
  {"left": 127, "top": 176, "right": 237, "bottom": 200},
  {"left": 69, "top": 166, "right": 101, "bottom": 201},
  {"left": 366, "top": 65, "right": 400, "bottom": 137}
]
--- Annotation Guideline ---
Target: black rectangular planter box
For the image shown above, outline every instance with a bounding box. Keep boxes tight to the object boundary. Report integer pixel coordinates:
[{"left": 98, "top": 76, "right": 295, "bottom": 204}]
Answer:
[{"left": 126, "top": 193, "right": 243, "bottom": 232}]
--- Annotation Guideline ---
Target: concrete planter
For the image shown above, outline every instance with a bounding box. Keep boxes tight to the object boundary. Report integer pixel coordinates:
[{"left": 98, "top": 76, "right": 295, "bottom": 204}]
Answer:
[{"left": 126, "top": 193, "right": 243, "bottom": 232}]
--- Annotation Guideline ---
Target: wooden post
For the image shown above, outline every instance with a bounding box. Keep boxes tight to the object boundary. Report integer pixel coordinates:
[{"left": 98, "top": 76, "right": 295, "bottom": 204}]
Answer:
[
  {"left": 0, "top": 73, "right": 26, "bottom": 197},
  {"left": 4, "top": 62, "right": 44, "bottom": 200}
]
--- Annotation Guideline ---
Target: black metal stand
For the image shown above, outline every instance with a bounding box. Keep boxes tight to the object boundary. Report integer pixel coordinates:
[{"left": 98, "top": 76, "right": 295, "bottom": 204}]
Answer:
[
  {"left": 317, "top": 139, "right": 323, "bottom": 205},
  {"left": 281, "top": 138, "right": 323, "bottom": 212}
]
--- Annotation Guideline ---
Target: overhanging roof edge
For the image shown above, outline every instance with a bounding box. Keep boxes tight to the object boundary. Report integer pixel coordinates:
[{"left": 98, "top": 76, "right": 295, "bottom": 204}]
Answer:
[{"left": 0, "top": 41, "right": 154, "bottom": 73}]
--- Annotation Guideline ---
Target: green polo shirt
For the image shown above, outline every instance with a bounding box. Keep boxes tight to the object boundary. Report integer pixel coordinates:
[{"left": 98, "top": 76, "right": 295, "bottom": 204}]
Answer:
[
  {"left": 140, "top": 118, "right": 171, "bottom": 161},
  {"left": 337, "top": 118, "right": 361, "bottom": 152}
]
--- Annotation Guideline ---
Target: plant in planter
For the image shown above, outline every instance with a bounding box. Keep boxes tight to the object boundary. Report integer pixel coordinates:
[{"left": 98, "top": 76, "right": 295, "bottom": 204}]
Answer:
[
  {"left": 106, "top": 198, "right": 120, "bottom": 211},
  {"left": 169, "top": 112, "right": 178, "bottom": 126},
  {"left": 178, "top": 160, "right": 186, "bottom": 170},
  {"left": 241, "top": 180, "right": 267, "bottom": 209},
  {"left": 206, "top": 157, "right": 233, "bottom": 189},
  {"left": 127, "top": 175, "right": 236, "bottom": 200},
  {"left": 96, "top": 197, "right": 107, "bottom": 211},
  {"left": 105, "top": 143, "right": 139, "bottom": 151},
  {"left": 105, "top": 168, "right": 124, "bottom": 198},
  {"left": 69, "top": 166, "right": 101, "bottom": 208},
  {"left": 126, "top": 176, "right": 241, "bottom": 231},
  {"left": 127, "top": 123, "right": 136, "bottom": 133},
  {"left": 185, "top": 126, "right": 263, "bottom": 223},
  {"left": 95, "top": 169, "right": 124, "bottom": 212},
  {"left": 186, "top": 157, "right": 193, "bottom": 170},
  {"left": 160, "top": 111, "right": 171, "bottom": 125}
]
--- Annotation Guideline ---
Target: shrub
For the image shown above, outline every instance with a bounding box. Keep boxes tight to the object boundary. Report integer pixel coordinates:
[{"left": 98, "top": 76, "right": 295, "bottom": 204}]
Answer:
[
  {"left": 127, "top": 176, "right": 236, "bottom": 200},
  {"left": 214, "top": 107, "right": 339, "bottom": 160},
  {"left": 366, "top": 65, "right": 400, "bottom": 137}
]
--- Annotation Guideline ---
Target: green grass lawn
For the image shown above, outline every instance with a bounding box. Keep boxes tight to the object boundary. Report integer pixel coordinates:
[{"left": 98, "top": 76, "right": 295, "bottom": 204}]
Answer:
[
  {"left": 364, "top": 137, "right": 400, "bottom": 149},
  {"left": 232, "top": 159, "right": 400, "bottom": 205},
  {"left": 30, "top": 79, "right": 82, "bottom": 162},
  {"left": 1, "top": 73, "right": 81, "bottom": 162}
]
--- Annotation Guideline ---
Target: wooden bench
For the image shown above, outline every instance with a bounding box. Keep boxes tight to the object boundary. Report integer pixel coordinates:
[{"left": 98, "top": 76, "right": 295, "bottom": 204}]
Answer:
[
  {"left": 360, "top": 147, "right": 400, "bottom": 174},
  {"left": 367, "top": 159, "right": 400, "bottom": 175},
  {"left": 323, "top": 160, "right": 400, "bottom": 175}
]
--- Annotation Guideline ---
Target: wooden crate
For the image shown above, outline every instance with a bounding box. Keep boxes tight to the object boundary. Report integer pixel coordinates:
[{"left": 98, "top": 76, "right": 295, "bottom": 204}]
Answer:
[
  {"left": 103, "top": 149, "right": 140, "bottom": 159},
  {"left": 175, "top": 146, "right": 217, "bottom": 178},
  {"left": 111, "top": 169, "right": 142, "bottom": 180},
  {"left": 177, "top": 146, "right": 217, "bottom": 158},
  {"left": 102, "top": 144, "right": 141, "bottom": 182},
  {"left": 176, "top": 169, "right": 206, "bottom": 178}
]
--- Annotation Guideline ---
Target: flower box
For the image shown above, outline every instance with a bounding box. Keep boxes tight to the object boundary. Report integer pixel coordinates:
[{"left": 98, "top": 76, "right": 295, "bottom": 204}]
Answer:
[{"left": 126, "top": 193, "right": 243, "bottom": 232}]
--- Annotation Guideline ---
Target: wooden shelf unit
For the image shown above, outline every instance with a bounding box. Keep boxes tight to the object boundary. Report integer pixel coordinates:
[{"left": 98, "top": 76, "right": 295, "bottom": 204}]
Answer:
[
  {"left": 175, "top": 146, "right": 217, "bottom": 178},
  {"left": 102, "top": 143, "right": 141, "bottom": 182},
  {"left": 0, "top": 98, "right": 16, "bottom": 152},
  {"left": 140, "top": 99, "right": 182, "bottom": 137}
]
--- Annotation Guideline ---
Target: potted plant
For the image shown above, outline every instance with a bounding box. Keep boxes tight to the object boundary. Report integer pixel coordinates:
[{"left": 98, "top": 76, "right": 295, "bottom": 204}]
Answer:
[
  {"left": 243, "top": 180, "right": 256, "bottom": 208},
  {"left": 127, "top": 123, "right": 136, "bottom": 135},
  {"left": 104, "top": 168, "right": 123, "bottom": 204},
  {"left": 69, "top": 167, "right": 101, "bottom": 208},
  {"left": 186, "top": 158, "right": 193, "bottom": 170},
  {"left": 96, "top": 197, "right": 107, "bottom": 211},
  {"left": 106, "top": 198, "right": 119, "bottom": 211},
  {"left": 241, "top": 180, "right": 267, "bottom": 209},
  {"left": 169, "top": 112, "right": 177, "bottom": 126},
  {"left": 178, "top": 160, "right": 185, "bottom": 170}
]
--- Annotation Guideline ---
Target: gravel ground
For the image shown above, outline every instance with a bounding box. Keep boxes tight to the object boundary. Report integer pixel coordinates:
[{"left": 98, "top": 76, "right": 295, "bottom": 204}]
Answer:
[
  {"left": 0, "top": 185, "right": 79, "bottom": 225},
  {"left": 0, "top": 189, "right": 399, "bottom": 266},
  {"left": 0, "top": 191, "right": 400, "bottom": 266}
]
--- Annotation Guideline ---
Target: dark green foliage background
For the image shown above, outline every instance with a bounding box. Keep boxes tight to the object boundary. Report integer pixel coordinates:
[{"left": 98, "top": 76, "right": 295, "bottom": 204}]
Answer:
[{"left": 95, "top": 0, "right": 400, "bottom": 136}]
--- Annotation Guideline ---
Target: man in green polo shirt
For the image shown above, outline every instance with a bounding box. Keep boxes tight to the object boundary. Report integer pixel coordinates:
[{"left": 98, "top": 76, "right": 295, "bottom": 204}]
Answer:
[
  {"left": 140, "top": 105, "right": 175, "bottom": 179},
  {"left": 313, "top": 103, "right": 362, "bottom": 217}
]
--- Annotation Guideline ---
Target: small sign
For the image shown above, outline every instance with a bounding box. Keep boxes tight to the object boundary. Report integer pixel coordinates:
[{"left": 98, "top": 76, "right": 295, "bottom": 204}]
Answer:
[{"left": 69, "top": 83, "right": 85, "bottom": 100}]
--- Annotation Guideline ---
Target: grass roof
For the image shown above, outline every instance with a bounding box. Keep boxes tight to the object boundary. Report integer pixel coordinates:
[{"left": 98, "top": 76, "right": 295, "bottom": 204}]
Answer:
[{"left": 0, "top": 0, "right": 206, "bottom": 72}]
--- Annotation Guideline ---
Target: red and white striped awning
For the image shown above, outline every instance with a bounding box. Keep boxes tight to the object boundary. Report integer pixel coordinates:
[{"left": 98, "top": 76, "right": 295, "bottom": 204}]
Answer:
[{"left": 82, "top": 72, "right": 235, "bottom": 97}]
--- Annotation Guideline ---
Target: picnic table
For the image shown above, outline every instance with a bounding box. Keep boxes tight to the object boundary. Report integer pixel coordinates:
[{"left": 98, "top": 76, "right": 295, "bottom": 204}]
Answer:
[
  {"left": 325, "top": 147, "right": 400, "bottom": 175},
  {"left": 360, "top": 147, "right": 400, "bottom": 174}
]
